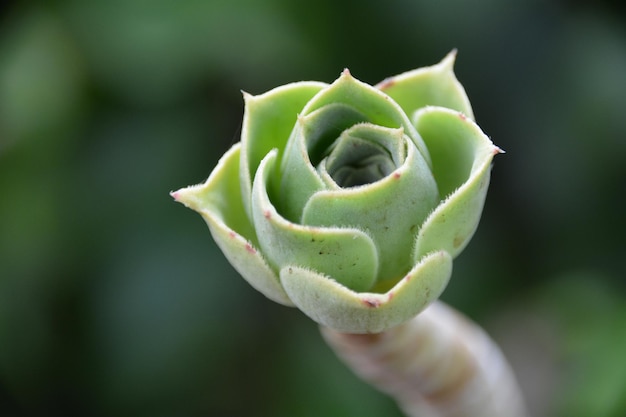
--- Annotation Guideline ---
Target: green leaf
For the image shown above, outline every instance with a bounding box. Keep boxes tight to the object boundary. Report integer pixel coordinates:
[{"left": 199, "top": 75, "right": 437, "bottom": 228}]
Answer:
[
  {"left": 172, "top": 144, "right": 293, "bottom": 305},
  {"left": 412, "top": 107, "right": 499, "bottom": 260},
  {"left": 280, "top": 251, "right": 452, "bottom": 334},
  {"left": 278, "top": 103, "right": 365, "bottom": 221},
  {"left": 240, "top": 81, "right": 327, "bottom": 218},
  {"left": 301, "top": 69, "right": 432, "bottom": 166},
  {"left": 252, "top": 150, "right": 379, "bottom": 292},
  {"left": 376, "top": 50, "right": 474, "bottom": 121}
]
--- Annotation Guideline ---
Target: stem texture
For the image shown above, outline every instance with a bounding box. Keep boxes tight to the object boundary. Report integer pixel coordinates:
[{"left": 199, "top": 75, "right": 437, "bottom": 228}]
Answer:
[{"left": 321, "top": 301, "right": 528, "bottom": 417}]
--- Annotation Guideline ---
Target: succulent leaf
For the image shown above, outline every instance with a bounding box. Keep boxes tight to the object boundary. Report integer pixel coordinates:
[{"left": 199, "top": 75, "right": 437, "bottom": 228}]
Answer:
[
  {"left": 300, "top": 69, "right": 432, "bottom": 166},
  {"left": 376, "top": 50, "right": 474, "bottom": 121},
  {"left": 280, "top": 251, "right": 452, "bottom": 334},
  {"left": 172, "top": 144, "right": 292, "bottom": 305},
  {"left": 278, "top": 103, "right": 366, "bottom": 221},
  {"left": 252, "top": 150, "right": 379, "bottom": 292},
  {"left": 241, "top": 82, "right": 327, "bottom": 218},
  {"left": 412, "top": 107, "right": 499, "bottom": 259}
]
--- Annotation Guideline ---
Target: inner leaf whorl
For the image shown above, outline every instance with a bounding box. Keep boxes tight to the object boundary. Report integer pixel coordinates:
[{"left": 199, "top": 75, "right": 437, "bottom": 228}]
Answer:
[{"left": 323, "top": 124, "right": 406, "bottom": 188}]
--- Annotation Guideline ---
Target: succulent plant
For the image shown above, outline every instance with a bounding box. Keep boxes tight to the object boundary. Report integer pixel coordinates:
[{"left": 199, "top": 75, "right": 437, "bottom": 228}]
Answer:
[{"left": 172, "top": 51, "right": 500, "bottom": 333}]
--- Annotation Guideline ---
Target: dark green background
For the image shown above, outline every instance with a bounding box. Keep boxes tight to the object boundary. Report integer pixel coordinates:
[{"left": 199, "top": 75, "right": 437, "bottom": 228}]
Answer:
[{"left": 1, "top": 1, "right": 625, "bottom": 416}]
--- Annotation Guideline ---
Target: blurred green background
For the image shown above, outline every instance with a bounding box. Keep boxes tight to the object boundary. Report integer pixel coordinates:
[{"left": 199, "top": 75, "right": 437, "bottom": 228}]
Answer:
[{"left": 1, "top": 0, "right": 625, "bottom": 416}]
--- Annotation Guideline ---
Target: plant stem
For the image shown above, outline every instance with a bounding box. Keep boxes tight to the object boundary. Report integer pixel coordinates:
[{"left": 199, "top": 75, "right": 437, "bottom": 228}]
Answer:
[{"left": 321, "top": 301, "right": 529, "bottom": 417}]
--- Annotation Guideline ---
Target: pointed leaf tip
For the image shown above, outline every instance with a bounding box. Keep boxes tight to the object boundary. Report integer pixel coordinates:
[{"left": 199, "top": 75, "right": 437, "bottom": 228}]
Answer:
[
  {"left": 168, "top": 185, "right": 203, "bottom": 210},
  {"left": 441, "top": 49, "right": 458, "bottom": 69}
]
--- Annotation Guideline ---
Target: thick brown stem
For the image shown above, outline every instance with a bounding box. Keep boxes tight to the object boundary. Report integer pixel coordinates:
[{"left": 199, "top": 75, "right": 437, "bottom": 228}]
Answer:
[{"left": 321, "top": 301, "right": 528, "bottom": 417}]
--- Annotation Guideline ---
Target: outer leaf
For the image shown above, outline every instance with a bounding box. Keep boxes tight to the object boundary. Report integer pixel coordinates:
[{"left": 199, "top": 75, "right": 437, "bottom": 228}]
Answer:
[
  {"left": 252, "top": 150, "right": 379, "bottom": 292},
  {"left": 280, "top": 251, "right": 452, "bottom": 334},
  {"left": 376, "top": 50, "right": 474, "bottom": 121},
  {"left": 172, "top": 144, "right": 293, "bottom": 306},
  {"left": 412, "top": 107, "right": 500, "bottom": 260},
  {"left": 240, "top": 81, "right": 327, "bottom": 218}
]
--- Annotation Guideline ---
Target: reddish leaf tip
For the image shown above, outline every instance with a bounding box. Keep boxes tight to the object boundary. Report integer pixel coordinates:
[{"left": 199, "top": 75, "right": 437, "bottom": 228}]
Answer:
[
  {"left": 362, "top": 298, "right": 381, "bottom": 308},
  {"left": 245, "top": 243, "right": 256, "bottom": 254},
  {"left": 377, "top": 77, "right": 395, "bottom": 90}
]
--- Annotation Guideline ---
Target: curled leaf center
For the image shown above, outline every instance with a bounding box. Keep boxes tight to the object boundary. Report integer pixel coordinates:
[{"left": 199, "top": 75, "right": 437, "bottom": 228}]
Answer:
[
  {"left": 327, "top": 141, "right": 396, "bottom": 187},
  {"left": 323, "top": 124, "right": 406, "bottom": 188}
]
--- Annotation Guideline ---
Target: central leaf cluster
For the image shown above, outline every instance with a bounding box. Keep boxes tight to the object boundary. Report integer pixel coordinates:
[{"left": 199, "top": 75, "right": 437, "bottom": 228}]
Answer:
[
  {"left": 256, "top": 71, "right": 441, "bottom": 292},
  {"left": 323, "top": 124, "right": 405, "bottom": 188}
]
